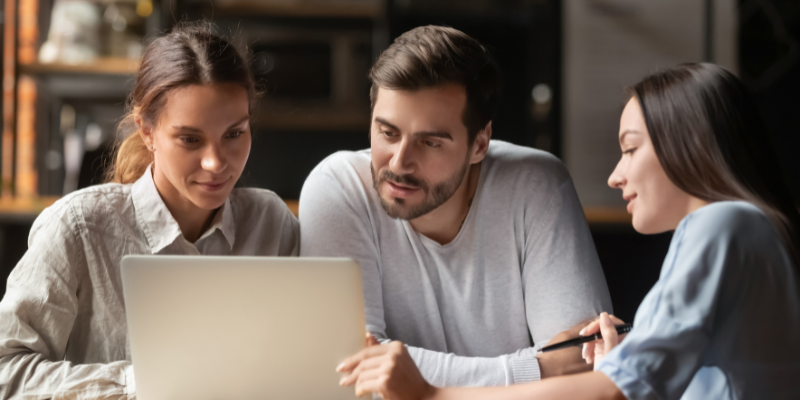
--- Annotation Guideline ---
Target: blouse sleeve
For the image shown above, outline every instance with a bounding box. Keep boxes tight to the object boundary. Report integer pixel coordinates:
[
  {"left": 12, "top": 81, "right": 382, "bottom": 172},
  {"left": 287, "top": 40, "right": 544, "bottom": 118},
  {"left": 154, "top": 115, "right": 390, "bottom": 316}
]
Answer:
[
  {"left": 596, "top": 203, "right": 758, "bottom": 400},
  {"left": 0, "top": 202, "right": 133, "bottom": 399}
]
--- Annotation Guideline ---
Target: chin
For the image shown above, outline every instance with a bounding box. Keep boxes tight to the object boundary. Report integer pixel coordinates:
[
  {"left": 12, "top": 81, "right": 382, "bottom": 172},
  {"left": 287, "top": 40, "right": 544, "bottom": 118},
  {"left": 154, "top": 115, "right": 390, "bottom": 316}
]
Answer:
[
  {"left": 190, "top": 192, "right": 229, "bottom": 210},
  {"left": 632, "top": 214, "right": 671, "bottom": 235}
]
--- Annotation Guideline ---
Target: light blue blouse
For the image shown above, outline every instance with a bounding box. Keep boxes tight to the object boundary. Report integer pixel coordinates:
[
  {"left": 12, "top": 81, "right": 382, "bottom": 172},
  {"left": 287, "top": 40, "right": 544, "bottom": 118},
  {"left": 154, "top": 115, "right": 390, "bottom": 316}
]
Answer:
[{"left": 597, "top": 201, "right": 800, "bottom": 400}]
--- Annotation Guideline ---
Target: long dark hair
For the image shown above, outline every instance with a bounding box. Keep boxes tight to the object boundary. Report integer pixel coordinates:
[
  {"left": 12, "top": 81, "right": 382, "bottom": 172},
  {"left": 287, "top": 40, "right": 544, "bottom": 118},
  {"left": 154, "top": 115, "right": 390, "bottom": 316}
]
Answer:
[
  {"left": 105, "top": 22, "right": 256, "bottom": 184},
  {"left": 630, "top": 63, "right": 800, "bottom": 268}
]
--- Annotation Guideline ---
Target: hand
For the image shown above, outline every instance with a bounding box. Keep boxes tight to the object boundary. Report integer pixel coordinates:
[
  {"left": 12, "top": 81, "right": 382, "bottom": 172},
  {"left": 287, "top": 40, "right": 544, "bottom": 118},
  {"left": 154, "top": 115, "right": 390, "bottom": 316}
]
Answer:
[
  {"left": 366, "top": 332, "right": 380, "bottom": 347},
  {"left": 580, "top": 312, "right": 626, "bottom": 370},
  {"left": 537, "top": 319, "right": 595, "bottom": 378},
  {"left": 337, "top": 340, "right": 436, "bottom": 400}
]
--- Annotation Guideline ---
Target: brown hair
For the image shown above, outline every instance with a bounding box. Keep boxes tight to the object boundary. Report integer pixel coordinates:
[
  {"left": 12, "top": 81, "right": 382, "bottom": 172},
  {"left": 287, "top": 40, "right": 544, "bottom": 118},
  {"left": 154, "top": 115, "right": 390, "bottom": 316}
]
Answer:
[
  {"left": 105, "top": 22, "right": 256, "bottom": 184},
  {"left": 630, "top": 63, "right": 800, "bottom": 268},
  {"left": 368, "top": 25, "right": 501, "bottom": 143}
]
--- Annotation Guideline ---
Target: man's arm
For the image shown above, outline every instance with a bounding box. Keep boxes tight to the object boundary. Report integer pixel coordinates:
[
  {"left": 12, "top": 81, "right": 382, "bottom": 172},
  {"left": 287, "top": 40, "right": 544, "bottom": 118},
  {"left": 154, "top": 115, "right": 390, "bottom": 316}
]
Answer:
[
  {"left": 521, "top": 177, "right": 614, "bottom": 376},
  {"left": 337, "top": 340, "right": 626, "bottom": 400}
]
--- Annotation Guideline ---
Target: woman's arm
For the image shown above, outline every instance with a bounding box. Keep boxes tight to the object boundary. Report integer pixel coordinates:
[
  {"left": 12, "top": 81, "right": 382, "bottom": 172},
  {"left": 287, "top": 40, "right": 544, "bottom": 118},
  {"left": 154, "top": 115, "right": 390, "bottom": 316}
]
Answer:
[{"left": 0, "top": 204, "right": 134, "bottom": 400}]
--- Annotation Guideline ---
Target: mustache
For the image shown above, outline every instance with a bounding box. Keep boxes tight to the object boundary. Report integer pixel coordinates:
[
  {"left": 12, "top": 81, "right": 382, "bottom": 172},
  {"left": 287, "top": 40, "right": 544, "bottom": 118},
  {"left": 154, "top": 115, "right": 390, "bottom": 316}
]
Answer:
[{"left": 379, "top": 170, "right": 426, "bottom": 190}]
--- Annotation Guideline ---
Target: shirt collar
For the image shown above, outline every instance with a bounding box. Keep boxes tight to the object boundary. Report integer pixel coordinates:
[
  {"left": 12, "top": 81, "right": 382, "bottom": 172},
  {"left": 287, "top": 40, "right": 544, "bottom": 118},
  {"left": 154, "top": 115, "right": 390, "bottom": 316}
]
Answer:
[
  {"left": 131, "top": 165, "right": 236, "bottom": 253},
  {"left": 196, "top": 196, "right": 236, "bottom": 249}
]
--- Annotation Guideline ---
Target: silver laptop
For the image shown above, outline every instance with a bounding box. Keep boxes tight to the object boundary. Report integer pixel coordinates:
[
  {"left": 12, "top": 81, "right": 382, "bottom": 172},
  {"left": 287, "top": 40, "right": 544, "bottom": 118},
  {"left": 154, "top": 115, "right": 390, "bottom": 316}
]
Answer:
[{"left": 121, "top": 256, "right": 364, "bottom": 400}]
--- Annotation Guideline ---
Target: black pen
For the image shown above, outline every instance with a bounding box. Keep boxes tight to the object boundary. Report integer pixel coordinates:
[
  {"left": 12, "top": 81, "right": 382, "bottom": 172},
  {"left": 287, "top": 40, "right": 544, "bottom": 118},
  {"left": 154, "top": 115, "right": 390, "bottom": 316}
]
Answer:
[{"left": 537, "top": 323, "right": 633, "bottom": 353}]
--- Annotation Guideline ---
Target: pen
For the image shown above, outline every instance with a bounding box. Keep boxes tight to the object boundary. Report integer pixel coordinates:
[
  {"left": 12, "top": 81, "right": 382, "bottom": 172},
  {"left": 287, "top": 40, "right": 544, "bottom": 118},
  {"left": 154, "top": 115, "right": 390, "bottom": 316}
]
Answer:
[{"left": 537, "top": 323, "right": 633, "bottom": 353}]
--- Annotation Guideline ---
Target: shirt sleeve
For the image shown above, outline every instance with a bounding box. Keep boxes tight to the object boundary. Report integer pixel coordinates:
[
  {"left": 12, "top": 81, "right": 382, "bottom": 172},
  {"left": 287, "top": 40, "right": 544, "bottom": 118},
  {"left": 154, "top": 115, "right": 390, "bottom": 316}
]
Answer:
[
  {"left": 596, "top": 210, "right": 738, "bottom": 400},
  {"left": 0, "top": 203, "right": 134, "bottom": 400},
  {"left": 299, "top": 163, "right": 542, "bottom": 388},
  {"left": 522, "top": 178, "right": 613, "bottom": 346}
]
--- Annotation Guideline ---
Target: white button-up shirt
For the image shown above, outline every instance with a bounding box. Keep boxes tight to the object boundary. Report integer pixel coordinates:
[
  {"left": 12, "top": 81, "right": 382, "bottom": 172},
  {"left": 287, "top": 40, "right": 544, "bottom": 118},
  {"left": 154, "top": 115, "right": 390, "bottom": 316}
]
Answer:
[{"left": 0, "top": 167, "right": 299, "bottom": 399}]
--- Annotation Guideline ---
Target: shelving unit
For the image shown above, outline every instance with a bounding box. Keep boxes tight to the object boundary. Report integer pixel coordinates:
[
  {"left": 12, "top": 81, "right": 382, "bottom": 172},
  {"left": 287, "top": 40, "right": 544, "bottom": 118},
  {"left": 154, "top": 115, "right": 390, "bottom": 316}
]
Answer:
[
  {"left": 213, "top": 0, "right": 383, "bottom": 18},
  {"left": 18, "top": 58, "right": 140, "bottom": 75}
]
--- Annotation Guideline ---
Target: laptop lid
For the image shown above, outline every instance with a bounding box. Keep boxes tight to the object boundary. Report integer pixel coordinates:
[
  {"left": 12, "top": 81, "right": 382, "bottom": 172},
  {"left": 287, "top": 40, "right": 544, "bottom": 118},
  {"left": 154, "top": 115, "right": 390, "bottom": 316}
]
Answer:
[{"left": 121, "top": 256, "right": 364, "bottom": 400}]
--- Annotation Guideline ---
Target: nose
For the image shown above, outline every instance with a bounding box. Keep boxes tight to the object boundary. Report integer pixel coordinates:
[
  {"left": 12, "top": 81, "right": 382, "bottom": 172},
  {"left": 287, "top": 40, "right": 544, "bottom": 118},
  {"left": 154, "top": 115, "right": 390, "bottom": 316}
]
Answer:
[
  {"left": 201, "top": 143, "right": 227, "bottom": 174},
  {"left": 608, "top": 159, "right": 626, "bottom": 189},
  {"left": 388, "top": 138, "right": 416, "bottom": 176}
]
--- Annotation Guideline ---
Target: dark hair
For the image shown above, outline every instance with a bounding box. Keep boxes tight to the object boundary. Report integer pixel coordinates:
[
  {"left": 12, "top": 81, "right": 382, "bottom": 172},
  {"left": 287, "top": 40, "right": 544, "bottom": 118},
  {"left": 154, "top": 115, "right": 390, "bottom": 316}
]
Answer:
[
  {"left": 368, "top": 25, "right": 501, "bottom": 143},
  {"left": 105, "top": 22, "right": 256, "bottom": 184},
  {"left": 630, "top": 63, "right": 800, "bottom": 268}
]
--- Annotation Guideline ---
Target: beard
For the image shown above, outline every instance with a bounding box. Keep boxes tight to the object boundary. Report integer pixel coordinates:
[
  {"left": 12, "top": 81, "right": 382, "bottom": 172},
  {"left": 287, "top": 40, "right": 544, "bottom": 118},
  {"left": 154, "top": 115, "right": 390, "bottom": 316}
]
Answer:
[{"left": 371, "top": 156, "right": 471, "bottom": 220}]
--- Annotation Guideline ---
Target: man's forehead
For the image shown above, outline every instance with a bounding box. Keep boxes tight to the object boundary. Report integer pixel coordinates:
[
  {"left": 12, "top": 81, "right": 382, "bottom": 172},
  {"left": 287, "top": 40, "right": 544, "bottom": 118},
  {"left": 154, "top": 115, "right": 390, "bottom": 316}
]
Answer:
[
  {"left": 375, "top": 83, "right": 467, "bottom": 101},
  {"left": 372, "top": 84, "right": 468, "bottom": 130}
]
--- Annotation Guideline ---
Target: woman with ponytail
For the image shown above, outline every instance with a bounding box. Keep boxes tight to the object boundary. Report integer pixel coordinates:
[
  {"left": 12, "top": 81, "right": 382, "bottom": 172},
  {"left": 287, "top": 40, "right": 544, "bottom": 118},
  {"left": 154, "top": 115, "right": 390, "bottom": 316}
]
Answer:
[
  {"left": 336, "top": 63, "right": 800, "bottom": 400},
  {"left": 0, "top": 23, "right": 298, "bottom": 399}
]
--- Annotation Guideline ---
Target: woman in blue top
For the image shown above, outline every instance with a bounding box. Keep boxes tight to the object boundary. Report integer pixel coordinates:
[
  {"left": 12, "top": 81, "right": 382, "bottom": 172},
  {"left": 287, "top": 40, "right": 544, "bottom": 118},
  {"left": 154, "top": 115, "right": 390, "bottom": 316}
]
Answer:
[{"left": 336, "top": 63, "right": 800, "bottom": 400}]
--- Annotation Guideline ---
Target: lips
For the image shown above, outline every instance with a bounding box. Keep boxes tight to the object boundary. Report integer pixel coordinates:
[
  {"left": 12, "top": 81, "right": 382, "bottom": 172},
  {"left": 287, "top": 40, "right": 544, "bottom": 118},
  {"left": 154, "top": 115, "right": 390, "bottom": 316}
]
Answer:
[
  {"left": 196, "top": 178, "right": 230, "bottom": 192},
  {"left": 386, "top": 181, "right": 421, "bottom": 199},
  {"left": 624, "top": 194, "right": 637, "bottom": 214}
]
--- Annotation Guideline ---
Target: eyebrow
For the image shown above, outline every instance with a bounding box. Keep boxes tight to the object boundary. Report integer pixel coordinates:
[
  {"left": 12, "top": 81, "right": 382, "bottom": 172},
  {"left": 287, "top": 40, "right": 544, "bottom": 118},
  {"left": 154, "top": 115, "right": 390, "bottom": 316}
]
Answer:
[
  {"left": 374, "top": 117, "right": 454, "bottom": 141},
  {"left": 619, "top": 129, "right": 641, "bottom": 143},
  {"left": 171, "top": 116, "right": 249, "bottom": 133}
]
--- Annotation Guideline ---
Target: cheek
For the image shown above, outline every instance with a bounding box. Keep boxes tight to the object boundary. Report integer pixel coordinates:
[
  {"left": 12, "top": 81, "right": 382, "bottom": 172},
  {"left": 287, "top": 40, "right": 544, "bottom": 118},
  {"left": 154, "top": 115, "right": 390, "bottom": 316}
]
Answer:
[
  {"left": 229, "top": 136, "right": 252, "bottom": 169},
  {"left": 370, "top": 140, "right": 392, "bottom": 169},
  {"left": 154, "top": 142, "right": 198, "bottom": 183},
  {"left": 630, "top": 153, "right": 678, "bottom": 232}
]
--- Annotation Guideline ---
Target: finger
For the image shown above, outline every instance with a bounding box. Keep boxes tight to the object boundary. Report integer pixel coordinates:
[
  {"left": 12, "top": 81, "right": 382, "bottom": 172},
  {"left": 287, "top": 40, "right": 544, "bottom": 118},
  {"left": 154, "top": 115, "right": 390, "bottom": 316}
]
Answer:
[
  {"left": 608, "top": 314, "right": 625, "bottom": 325},
  {"left": 580, "top": 320, "right": 601, "bottom": 336},
  {"left": 586, "top": 340, "right": 599, "bottom": 364},
  {"left": 340, "top": 353, "right": 388, "bottom": 386},
  {"left": 592, "top": 338, "right": 606, "bottom": 367},
  {"left": 337, "top": 350, "right": 367, "bottom": 373},
  {"left": 582, "top": 342, "right": 595, "bottom": 363},
  {"left": 354, "top": 367, "right": 383, "bottom": 390},
  {"left": 354, "top": 374, "right": 387, "bottom": 398},
  {"left": 599, "top": 313, "right": 619, "bottom": 354},
  {"left": 337, "top": 344, "right": 390, "bottom": 372}
]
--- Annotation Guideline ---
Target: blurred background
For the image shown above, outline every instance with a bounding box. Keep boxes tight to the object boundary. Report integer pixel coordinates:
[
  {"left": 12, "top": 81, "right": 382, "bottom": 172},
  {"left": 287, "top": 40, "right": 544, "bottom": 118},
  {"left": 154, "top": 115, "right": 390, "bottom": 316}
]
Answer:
[{"left": 0, "top": 0, "right": 798, "bottom": 322}]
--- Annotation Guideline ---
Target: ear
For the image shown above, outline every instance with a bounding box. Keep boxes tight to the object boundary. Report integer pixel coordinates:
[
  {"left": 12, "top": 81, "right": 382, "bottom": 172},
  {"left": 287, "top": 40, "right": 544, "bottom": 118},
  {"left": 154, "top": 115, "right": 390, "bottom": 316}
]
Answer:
[
  {"left": 469, "top": 121, "right": 492, "bottom": 164},
  {"left": 136, "top": 116, "right": 154, "bottom": 150}
]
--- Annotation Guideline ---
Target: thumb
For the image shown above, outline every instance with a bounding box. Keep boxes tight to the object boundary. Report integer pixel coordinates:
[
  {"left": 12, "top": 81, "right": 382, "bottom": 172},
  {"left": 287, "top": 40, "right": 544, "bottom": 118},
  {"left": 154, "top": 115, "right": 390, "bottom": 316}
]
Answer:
[{"left": 599, "top": 313, "right": 619, "bottom": 355}]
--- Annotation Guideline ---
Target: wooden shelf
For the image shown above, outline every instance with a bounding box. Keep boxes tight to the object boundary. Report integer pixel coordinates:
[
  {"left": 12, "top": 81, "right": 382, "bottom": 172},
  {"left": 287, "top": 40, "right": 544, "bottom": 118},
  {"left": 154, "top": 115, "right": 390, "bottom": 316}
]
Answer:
[
  {"left": 0, "top": 196, "right": 59, "bottom": 224},
  {"left": 252, "top": 103, "right": 370, "bottom": 131},
  {"left": 18, "top": 58, "right": 139, "bottom": 76},
  {"left": 583, "top": 207, "right": 632, "bottom": 225},
  {"left": 214, "top": 0, "right": 383, "bottom": 18},
  {"left": 285, "top": 199, "right": 299, "bottom": 216}
]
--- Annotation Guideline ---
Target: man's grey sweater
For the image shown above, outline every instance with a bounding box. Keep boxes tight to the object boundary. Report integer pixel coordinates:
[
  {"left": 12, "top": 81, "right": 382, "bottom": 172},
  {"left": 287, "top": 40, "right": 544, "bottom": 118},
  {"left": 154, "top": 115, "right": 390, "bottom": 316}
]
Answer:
[{"left": 299, "top": 140, "right": 612, "bottom": 387}]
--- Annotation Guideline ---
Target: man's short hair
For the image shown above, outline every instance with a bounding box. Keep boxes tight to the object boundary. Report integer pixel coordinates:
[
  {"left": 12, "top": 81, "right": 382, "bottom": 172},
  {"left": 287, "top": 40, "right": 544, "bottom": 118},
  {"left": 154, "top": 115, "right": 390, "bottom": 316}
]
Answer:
[{"left": 368, "top": 25, "right": 501, "bottom": 143}]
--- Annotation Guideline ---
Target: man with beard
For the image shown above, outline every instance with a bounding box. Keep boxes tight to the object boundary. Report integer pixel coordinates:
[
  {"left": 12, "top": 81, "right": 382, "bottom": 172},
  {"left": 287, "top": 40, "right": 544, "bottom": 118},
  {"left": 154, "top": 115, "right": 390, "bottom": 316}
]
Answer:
[{"left": 299, "top": 26, "right": 612, "bottom": 387}]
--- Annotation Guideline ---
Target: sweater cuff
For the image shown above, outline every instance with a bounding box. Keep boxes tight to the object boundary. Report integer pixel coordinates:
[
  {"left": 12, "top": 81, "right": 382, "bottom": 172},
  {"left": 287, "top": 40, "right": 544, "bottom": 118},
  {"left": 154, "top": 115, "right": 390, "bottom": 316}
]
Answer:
[
  {"left": 509, "top": 355, "right": 541, "bottom": 384},
  {"left": 124, "top": 363, "right": 137, "bottom": 397}
]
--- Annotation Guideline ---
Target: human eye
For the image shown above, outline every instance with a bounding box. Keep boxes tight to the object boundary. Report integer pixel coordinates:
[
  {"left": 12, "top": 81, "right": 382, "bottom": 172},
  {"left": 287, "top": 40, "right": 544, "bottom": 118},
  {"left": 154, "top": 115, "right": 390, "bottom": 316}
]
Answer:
[
  {"left": 622, "top": 147, "right": 637, "bottom": 155},
  {"left": 180, "top": 135, "right": 200, "bottom": 145},
  {"left": 423, "top": 140, "right": 440, "bottom": 148},
  {"left": 226, "top": 130, "right": 245, "bottom": 139}
]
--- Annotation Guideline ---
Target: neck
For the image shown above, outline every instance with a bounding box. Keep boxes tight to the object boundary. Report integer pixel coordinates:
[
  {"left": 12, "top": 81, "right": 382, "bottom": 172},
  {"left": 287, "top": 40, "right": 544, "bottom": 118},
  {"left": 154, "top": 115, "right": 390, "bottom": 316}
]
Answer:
[
  {"left": 685, "top": 196, "right": 711, "bottom": 217},
  {"left": 152, "top": 168, "right": 217, "bottom": 243},
  {"left": 409, "top": 162, "right": 481, "bottom": 245}
]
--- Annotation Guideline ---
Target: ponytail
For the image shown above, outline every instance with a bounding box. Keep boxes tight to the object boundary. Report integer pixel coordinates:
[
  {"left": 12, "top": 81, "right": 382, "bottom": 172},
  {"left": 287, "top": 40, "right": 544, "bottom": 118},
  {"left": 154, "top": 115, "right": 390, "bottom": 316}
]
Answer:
[{"left": 105, "top": 114, "right": 152, "bottom": 184}]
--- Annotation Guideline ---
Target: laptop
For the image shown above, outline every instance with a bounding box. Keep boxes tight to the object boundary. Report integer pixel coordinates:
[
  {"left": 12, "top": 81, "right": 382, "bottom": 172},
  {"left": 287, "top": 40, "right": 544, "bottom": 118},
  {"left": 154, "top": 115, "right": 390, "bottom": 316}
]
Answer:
[{"left": 121, "top": 256, "right": 365, "bottom": 400}]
